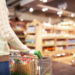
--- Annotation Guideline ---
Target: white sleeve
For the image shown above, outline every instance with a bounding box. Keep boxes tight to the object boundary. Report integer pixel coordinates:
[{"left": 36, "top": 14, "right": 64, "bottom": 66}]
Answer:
[{"left": 0, "top": 0, "right": 29, "bottom": 52}]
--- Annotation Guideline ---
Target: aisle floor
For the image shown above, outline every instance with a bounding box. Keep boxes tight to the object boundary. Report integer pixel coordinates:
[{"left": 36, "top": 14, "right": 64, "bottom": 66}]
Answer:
[{"left": 53, "top": 61, "right": 75, "bottom": 75}]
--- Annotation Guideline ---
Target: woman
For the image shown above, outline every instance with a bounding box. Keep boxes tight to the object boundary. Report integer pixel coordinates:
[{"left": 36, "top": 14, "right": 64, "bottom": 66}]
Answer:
[
  {"left": 0, "top": 0, "right": 32, "bottom": 75},
  {"left": 0, "top": 0, "right": 42, "bottom": 75}
]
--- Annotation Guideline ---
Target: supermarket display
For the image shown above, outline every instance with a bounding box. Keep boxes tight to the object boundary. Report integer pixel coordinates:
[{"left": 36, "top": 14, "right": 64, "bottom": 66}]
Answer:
[
  {"left": 9, "top": 19, "right": 75, "bottom": 75},
  {"left": 25, "top": 20, "right": 75, "bottom": 57}
]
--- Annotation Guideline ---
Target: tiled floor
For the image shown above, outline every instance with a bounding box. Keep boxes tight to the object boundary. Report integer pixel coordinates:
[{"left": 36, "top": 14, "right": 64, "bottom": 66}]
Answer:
[{"left": 53, "top": 61, "right": 75, "bottom": 75}]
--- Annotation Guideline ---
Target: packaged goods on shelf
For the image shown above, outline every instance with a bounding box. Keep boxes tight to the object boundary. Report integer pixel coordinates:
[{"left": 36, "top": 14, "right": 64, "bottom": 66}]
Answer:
[
  {"left": 44, "top": 47, "right": 55, "bottom": 51},
  {"left": 25, "top": 35, "right": 35, "bottom": 44},
  {"left": 68, "top": 39, "right": 75, "bottom": 44},
  {"left": 25, "top": 20, "right": 75, "bottom": 56},
  {"left": 56, "top": 46, "right": 65, "bottom": 51},
  {"left": 43, "top": 40, "right": 54, "bottom": 46},
  {"left": 15, "top": 26, "right": 23, "bottom": 30},
  {"left": 68, "top": 46, "right": 75, "bottom": 50},
  {"left": 27, "top": 26, "right": 36, "bottom": 33},
  {"left": 42, "top": 33, "right": 71, "bottom": 38},
  {"left": 56, "top": 40, "right": 67, "bottom": 46},
  {"left": 11, "top": 21, "right": 26, "bottom": 44},
  {"left": 53, "top": 52, "right": 73, "bottom": 58},
  {"left": 42, "top": 29, "right": 47, "bottom": 34},
  {"left": 25, "top": 39, "right": 35, "bottom": 44},
  {"left": 26, "top": 35, "right": 35, "bottom": 39},
  {"left": 43, "top": 22, "right": 52, "bottom": 27},
  {"left": 42, "top": 33, "right": 57, "bottom": 38},
  {"left": 56, "top": 42, "right": 66, "bottom": 46}
]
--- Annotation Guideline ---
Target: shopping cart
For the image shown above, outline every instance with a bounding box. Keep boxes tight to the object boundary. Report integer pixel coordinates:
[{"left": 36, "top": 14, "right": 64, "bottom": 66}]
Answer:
[{"left": 10, "top": 50, "right": 52, "bottom": 75}]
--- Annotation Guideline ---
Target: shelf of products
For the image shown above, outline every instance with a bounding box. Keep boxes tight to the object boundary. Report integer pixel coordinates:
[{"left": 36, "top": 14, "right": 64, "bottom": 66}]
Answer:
[
  {"left": 25, "top": 20, "right": 75, "bottom": 57},
  {"left": 10, "top": 19, "right": 28, "bottom": 44},
  {"left": 13, "top": 28, "right": 25, "bottom": 44},
  {"left": 25, "top": 21, "right": 36, "bottom": 49},
  {"left": 43, "top": 39, "right": 54, "bottom": 46},
  {"left": 43, "top": 47, "right": 55, "bottom": 51}
]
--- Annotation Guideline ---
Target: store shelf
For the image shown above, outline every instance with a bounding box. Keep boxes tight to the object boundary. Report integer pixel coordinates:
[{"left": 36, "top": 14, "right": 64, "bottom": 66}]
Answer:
[
  {"left": 56, "top": 42, "right": 67, "bottom": 46},
  {"left": 25, "top": 20, "right": 75, "bottom": 53},
  {"left": 18, "top": 35, "right": 26, "bottom": 38},
  {"left": 54, "top": 25, "right": 74, "bottom": 30},
  {"left": 43, "top": 49, "right": 75, "bottom": 57},
  {"left": 43, "top": 44, "right": 55, "bottom": 47},
  {"left": 44, "top": 25, "right": 75, "bottom": 30},
  {"left": 68, "top": 43, "right": 75, "bottom": 46},
  {"left": 42, "top": 36, "right": 55, "bottom": 39},
  {"left": 10, "top": 20, "right": 28, "bottom": 44},
  {"left": 43, "top": 35, "right": 75, "bottom": 40},
  {"left": 26, "top": 44, "right": 35, "bottom": 47},
  {"left": 13, "top": 28, "right": 24, "bottom": 32},
  {"left": 43, "top": 26, "right": 53, "bottom": 29},
  {"left": 68, "top": 37, "right": 75, "bottom": 39},
  {"left": 27, "top": 32, "right": 35, "bottom": 35}
]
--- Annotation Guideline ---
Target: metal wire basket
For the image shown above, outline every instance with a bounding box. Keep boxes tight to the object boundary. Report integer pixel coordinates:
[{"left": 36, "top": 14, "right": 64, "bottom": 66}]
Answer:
[{"left": 10, "top": 51, "right": 52, "bottom": 75}]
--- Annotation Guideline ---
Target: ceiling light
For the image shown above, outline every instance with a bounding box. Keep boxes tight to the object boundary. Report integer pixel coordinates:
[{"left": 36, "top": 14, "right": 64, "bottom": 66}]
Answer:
[
  {"left": 42, "top": 8, "right": 48, "bottom": 12},
  {"left": 20, "top": 19, "right": 24, "bottom": 21},
  {"left": 42, "top": 0, "right": 48, "bottom": 3},
  {"left": 57, "top": 11, "right": 63, "bottom": 15},
  {"left": 40, "top": 0, "right": 42, "bottom": 1},
  {"left": 29, "top": 8, "right": 34, "bottom": 12},
  {"left": 71, "top": 13, "right": 75, "bottom": 17},
  {"left": 57, "top": 11, "right": 63, "bottom": 17}
]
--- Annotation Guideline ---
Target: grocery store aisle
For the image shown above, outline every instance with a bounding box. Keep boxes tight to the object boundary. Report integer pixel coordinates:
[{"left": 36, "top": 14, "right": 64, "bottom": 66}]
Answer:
[{"left": 53, "top": 61, "right": 75, "bottom": 75}]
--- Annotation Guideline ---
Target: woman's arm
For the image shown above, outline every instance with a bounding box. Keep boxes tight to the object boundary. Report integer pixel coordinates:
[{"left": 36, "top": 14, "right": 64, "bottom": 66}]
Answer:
[{"left": 0, "top": 0, "right": 29, "bottom": 52}]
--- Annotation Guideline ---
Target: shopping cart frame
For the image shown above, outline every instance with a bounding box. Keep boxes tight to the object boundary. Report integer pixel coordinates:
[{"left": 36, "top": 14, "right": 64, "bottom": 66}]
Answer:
[{"left": 10, "top": 50, "right": 52, "bottom": 75}]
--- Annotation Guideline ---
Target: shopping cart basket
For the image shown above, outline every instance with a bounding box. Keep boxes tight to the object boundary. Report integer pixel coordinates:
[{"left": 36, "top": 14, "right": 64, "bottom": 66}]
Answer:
[{"left": 10, "top": 51, "right": 52, "bottom": 75}]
